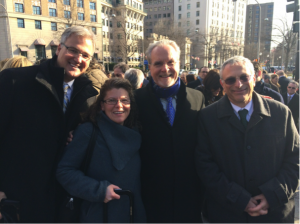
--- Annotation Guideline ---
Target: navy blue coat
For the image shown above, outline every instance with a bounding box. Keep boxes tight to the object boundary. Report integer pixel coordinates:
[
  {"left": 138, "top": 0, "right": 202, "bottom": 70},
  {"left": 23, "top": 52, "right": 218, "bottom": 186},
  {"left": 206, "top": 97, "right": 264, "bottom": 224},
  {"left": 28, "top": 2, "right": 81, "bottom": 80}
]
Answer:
[{"left": 57, "top": 112, "right": 146, "bottom": 223}]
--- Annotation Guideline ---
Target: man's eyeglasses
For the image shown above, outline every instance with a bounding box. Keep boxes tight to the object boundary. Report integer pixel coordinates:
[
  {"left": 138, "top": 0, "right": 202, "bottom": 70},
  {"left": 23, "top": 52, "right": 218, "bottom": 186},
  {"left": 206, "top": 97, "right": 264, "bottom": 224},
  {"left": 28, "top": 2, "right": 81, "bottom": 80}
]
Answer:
[
  {"left": 288, "top": 86, "right": 296, "bottom": 90},
  {"left": 103, "top": 99, "right": 131, "bottom": 105},
  {"left": 223, "top": 75, "right": 251, "bottom": 85},
  {"left": 61, "top": 43, "right": 92, "bottom": 60}
]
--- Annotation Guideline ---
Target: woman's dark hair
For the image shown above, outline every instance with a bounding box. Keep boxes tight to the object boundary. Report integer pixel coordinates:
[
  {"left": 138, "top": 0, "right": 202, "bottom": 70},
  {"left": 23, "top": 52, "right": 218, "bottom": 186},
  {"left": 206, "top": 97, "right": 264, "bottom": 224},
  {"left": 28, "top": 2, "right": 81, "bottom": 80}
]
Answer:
[
  {"left": 82, "top": 78, "right": 139, "bottom": 129},
  {"left": 186, "top": 74, "right": 196, "bottom": 83},
  {"left": 202, "top": 69, "right": 223, "bottom": 100}
]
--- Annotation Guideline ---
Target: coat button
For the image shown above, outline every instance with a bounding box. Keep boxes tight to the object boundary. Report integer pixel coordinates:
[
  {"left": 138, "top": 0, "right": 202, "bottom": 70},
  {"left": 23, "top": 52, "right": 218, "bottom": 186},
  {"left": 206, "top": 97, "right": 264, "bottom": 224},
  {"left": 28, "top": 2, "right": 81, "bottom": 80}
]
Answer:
[{"left": 247, "top": 146, "right": 251, "bottom": 149}]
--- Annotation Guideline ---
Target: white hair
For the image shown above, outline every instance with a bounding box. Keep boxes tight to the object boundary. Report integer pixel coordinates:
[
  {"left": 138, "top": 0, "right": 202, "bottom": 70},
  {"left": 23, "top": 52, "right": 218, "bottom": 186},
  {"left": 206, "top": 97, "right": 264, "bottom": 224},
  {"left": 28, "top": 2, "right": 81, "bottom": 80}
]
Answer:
[{"left": 125, "top": 68, "right": 144, "bottom": 90}]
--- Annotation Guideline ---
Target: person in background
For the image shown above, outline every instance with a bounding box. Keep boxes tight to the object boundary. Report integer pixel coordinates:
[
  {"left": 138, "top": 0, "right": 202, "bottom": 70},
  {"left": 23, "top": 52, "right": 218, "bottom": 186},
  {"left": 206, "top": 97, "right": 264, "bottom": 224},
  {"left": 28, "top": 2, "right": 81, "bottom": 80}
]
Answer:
[
  {"left": 0, "top": 26, "right": 98, "bottom": 222},
  {"left": 187, "top": 66, "right": 209, "bottom": 89},
  {"left": 263, "top": 74, "right": 280, "bottom": 92},
  {"left": 85, "top": 58, "right": 108, "bottom": 95},
  {"left": 0, "top": 56, "right": 32, "bottom": 71},
  {"left": 57, "top": 78, "right": 146, "bottom": 223},
  {"left": 180, "top": 71, "right": 188, "bottom": 85},
  {"left": 34, "top": 58, "right": 48, "bottom": 66},
  {"left": 277, "top": 70, "right": 290, "bottom": 94},
  {"left": 186, "top": 74, "right": 196, "bottom": 84},
  {"left": 252, "top": 62, "right": 283, "bottom": 103},
  {"left": 196, "top": 69, "right": 223, "bottom": 106},
  {"left": 125, "top": 68, "right": 144, "bottom": 90},
  {"left": 282, "top": 80, "right": 299, "bottom": 132},
  {"left": 271, "top": 74, "right": 281, "bottom": 92},
  {"left": 195, "top": 56, "right": 299, "bottom": 223},
  {"left": 135, "top": 39, "right": 205, "bottom": 223},
  {"left": 0, "top": 58, "right": 10, "bottom": 70},
  {"left": 113, "top": 62, "right": 129, "bottom": 79}
]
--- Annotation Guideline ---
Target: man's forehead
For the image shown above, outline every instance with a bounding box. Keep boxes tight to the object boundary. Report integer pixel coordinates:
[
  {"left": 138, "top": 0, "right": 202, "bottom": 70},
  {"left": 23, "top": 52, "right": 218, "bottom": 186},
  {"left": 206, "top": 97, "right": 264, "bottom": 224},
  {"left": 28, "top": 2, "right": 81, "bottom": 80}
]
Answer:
[{"left": 151, "top": 45, "right": 177, "bottom": 60}]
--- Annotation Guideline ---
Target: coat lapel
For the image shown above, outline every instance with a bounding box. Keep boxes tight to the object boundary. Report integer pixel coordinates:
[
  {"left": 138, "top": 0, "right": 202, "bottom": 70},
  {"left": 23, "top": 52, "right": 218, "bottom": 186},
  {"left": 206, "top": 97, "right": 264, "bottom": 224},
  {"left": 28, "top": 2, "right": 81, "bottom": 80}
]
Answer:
[{"left": 173, "top": 80, "right": 187, "bottom": 127}]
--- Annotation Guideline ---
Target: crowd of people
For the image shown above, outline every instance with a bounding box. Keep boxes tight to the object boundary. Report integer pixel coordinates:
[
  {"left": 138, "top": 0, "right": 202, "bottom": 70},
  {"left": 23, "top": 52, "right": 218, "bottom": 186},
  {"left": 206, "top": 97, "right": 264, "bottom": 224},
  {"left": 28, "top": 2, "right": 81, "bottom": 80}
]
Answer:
[{"left": 0, "top": 26, "right": 299, "bottom": 223}]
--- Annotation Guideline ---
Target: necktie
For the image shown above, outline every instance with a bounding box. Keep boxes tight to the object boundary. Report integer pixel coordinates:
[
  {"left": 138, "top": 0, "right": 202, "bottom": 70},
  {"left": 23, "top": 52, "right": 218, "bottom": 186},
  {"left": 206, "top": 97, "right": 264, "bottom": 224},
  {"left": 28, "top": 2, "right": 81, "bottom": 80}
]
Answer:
[
  {"left": 166, "top": 97, "right": 175, "bottom": 126},
  {"left": 287, "top": 95, "right": 291, "bottom": 104},
  {"left": 238, "top": 109, "right": 248, "bottom": 129},
  {"left": 63, "top": 84, "right": 69, "bottom": 113}
]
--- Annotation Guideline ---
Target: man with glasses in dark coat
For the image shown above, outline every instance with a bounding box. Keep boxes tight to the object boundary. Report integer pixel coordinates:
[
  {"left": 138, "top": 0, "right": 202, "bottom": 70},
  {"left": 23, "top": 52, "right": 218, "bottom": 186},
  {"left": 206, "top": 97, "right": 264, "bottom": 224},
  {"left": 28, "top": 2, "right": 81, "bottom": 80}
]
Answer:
[
  {"left": 195, "top": 56, "right": 299, "bottom": 223},
  {"left": 0, "top": 26, "right": 98, "bottom": 222}
]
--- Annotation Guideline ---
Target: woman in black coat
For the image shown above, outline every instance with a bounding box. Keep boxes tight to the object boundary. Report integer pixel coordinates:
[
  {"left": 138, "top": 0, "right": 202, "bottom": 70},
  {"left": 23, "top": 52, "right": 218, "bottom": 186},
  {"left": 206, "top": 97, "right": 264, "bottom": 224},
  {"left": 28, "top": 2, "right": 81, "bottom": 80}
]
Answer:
[
  {"left": 196, "top": 69, "right": 223, "bottom": 106},
  {"left": 56, "top": 78, "right": 146, "bottom": 223}
]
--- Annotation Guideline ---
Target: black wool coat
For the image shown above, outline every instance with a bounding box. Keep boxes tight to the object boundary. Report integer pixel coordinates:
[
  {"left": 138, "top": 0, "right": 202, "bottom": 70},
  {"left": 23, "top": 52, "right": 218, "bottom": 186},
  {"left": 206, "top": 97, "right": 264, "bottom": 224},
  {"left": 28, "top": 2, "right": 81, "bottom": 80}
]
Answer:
[
  {"left": 282, "top": 92, "right": 299, "bottom": 132},
  {"left": 195, "top": 92, "right": 299, "bottom": 223},
  {"left": 0, "top": 57, "right": 98, "bottom": 222},
  {"left": 187, "top": 78, "right": 201, "bottom": 89},
  {"left": 135, "top": 78, "right": 205, "bottom": 223}
]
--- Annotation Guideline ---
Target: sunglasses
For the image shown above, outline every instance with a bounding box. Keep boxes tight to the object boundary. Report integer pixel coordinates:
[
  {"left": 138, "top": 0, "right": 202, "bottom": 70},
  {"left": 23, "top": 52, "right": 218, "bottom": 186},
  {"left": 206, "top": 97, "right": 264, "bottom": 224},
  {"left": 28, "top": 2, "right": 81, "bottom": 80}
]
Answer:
[
  {"left": 288, "top": 87, "right": 296, "bottom": 90},
  {"left": 223, "top": 75, "right": 251, "bottom": 85}
]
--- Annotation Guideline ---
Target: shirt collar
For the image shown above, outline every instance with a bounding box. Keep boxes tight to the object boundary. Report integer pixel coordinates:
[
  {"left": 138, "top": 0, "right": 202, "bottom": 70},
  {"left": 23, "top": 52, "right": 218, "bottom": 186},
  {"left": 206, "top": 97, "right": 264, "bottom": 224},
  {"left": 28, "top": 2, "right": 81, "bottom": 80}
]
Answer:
[
  {"left": 287, "top": 93, "right": 295, "bottom": 98},
  {"left": 230, "top": 99, "right": 253, "bottom": 114},
  {"left": 64, "top": 80, "right": 75, "bottom": 89},
  {"left": 197, "top": 76, "right": 203, "bottom": 82}
]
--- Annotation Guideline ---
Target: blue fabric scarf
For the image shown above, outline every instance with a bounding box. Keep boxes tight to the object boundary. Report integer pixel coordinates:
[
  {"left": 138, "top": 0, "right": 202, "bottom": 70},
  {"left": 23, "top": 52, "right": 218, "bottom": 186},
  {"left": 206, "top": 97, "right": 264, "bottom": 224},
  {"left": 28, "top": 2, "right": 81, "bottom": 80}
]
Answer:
[{"left": 152, "top": 77, "right": 181, "bottom": 99}]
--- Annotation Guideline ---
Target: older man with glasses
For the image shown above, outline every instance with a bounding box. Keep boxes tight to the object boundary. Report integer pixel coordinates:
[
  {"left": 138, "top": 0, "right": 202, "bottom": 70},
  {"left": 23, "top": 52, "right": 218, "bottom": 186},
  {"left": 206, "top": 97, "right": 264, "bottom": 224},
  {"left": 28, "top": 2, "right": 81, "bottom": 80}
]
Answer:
[
  {"left": 282, "top": 81, "right": 299, "bottom": 132},
  {"left": 0, "top": 26, "right": 98, "bottom": 222},
  {"left": 195, "top": 56, "right": 299, "bottom": 223}
]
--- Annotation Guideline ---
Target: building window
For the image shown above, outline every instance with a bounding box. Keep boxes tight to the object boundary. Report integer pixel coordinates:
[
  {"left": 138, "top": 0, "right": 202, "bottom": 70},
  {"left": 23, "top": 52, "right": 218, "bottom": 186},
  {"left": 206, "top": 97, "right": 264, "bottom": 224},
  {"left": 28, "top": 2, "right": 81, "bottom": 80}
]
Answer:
[
  {"left": 64, "top": 11, "right": 71, "bottom": 18},
  {"left": 158, "top": 14, "right": 161, "bottom": 18},
  {"left": 21, "top": 51, "right": 27, "bottom": 57},
  {"left": 167, "top": 13, "right": 170, "bottom": 17},
  {"left": 90, "top": 15, "right": 96, "bottom": 22},
  {"left": 15, "top": 3, "right": 24, "bottom": 13},
  {"left": 117, "top": 21, "right": 121, "bottom": 27},
  {"left": 49, "top": 8, "right": 56, "bottom": 16},
  {"left": 196, "top": 11, "right": 199, "bottom": 16},
  {"left": 196, "top": 19, "right": 199, "bottom": 25},
  {"left": 51, "top": 22, "right": 57, "bottom": 31},
  {"left": 77, "top": 0, "right": 83, "bottom": 8},
  {"left": 187, "top": 12, "right": 190, "bottom": 18},
  {"left": 163, "top": 14, "right": 166, "bottom": 18},
  {"left": 110, "top": 33, "right": 113, "bottom": 39},
  {"left": 178, "top": 22, "right": 181, "bottom": 27},
  {"left": 17, "top": 18, "right": 24, "bottom": 28},
  {"left": 187, "top": 21, "right": 190, "bottom": 26},
  {"left": 35, "top": 45, "right": 46, "bottom": 60},
  {"left": 48, "top": 0, "right": 55, "bottom": 2},
  {"left": 94, "top": 53, "right": 98, "bottom": 60},
  {"left": 64, "top": 0, "right": 70, "bottom": 4},
  {"left": 196, "top": 2, "right": 200, "bottom": 7},
  {"left": 90, "top": 2, "right": 96, "bottom": 9},
  {"left": 35, "top": 20, "right": 42, "bottom": 29},
  {"left": 65, "top": 24, "right": 70, "bottom": 28},
  {"left": 91, "top": 27, "right": 96, "bottom": 34},
  {"left": 187, "top": 29, "right": 190, "bottom": 35},
  {"left": 33, "top": 6, "right": 41, "bottom": 15},
  {"left": 187, "top": 4, "right": 190, "bottom": 9},
  {"left": 51, "top": 46, "right": 57, "bottom": 57},
  {"left": 178, "top": 14, "right": 181, "bottom": 19},
  {"left": 117, "top": 34, "right": 122, "bottom": 39},
  {"left": 178, "top": 6, "right": 181, "bottom": 11},
  {"left": 78, "top": 13, "right": 84, "bottom": 20}
]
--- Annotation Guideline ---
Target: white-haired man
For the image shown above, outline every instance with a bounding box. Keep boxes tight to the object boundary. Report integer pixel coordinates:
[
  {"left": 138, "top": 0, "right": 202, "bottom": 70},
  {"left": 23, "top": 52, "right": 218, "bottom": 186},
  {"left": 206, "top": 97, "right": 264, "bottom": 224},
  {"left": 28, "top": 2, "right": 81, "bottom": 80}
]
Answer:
[
  {"left": 135, "top": 40, "right": 205, "bottom": 222},
  {"left": 195, "top": 56, "right": 299, "bottom": 223},
  {"left": 124, "top": 68, "right": 144, "bottom": 90},
  {"left": 0, "top": 26, "right": 98, "bottom": 222}
]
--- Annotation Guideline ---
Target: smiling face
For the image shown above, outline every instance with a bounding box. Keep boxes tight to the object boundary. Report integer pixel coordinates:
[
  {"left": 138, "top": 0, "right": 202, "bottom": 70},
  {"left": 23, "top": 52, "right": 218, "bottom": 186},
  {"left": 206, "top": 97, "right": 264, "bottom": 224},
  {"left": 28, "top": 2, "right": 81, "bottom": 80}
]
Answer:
[
  {"left": 220, "top": 62, "right": 256, "bottom": 108},
  {"left": 56, "top": 34, "right": 93, "bottom": 82},
  {"left": 199, "top": 67, "right": 209, "bottom": 79},
  {"left": 149, "top": 45, "right": 179, "bottom": 88},
  {"left": 101, "top": 88, "right": 131, "bottom": 125}
]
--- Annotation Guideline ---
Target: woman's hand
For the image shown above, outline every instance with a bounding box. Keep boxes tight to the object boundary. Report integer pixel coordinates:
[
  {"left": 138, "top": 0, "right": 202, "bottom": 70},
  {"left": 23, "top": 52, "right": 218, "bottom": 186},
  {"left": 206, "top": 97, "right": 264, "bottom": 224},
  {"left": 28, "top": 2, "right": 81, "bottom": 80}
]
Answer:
[{"left": 104, "top": 184, "right": 121, "bottom": 203}]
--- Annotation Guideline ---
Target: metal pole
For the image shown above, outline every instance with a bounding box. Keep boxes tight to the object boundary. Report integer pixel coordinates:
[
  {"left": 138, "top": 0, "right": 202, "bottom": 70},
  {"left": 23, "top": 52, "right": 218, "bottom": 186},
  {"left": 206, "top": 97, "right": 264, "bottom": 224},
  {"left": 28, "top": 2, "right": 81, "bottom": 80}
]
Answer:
[
  {"left": 254, "top": 0, "right": 261, "bottom": 62},
  {"left": 142, "top": 34, "right": 144, "bottom": 71},
  {"left": 0, "top": 3, "right": 13, "bottom": 58},
  {"left": 281, "top": 21, "right": 285, "bottom": 70}
]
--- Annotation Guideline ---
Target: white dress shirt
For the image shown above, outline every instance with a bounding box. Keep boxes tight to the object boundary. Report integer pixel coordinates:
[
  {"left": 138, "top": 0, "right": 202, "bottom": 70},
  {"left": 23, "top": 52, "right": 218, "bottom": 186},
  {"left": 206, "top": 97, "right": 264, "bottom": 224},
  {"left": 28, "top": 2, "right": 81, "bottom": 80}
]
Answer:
[
  {"left": 160, "top": 96, "right": 177, "bottom": 112},
  {"left": 230, "top": 99, "right": 254, "bottom": 122}
]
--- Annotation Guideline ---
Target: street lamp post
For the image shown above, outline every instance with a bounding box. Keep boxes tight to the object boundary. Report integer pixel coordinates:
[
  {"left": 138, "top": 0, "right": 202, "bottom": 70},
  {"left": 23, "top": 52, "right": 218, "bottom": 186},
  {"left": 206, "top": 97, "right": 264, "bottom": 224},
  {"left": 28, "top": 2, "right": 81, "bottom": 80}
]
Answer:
[
  {"left": 102, "top": 13, "right": 115, "bottom": 72},
  {"left": 254, "top": 0, "right": 261, "bottom": 62},
  {"left": 0, "top": 3, "right": 13, "bottom": 58}
]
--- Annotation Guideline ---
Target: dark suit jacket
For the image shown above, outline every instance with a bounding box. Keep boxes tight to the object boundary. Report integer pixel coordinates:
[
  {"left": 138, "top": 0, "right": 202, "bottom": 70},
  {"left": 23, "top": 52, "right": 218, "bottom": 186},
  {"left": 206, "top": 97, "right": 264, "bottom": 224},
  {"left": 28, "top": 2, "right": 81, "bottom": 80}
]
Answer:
[
  {"left": 278, "top": 76, "right": 290, "bottom": 94},
  {"left": 195, "top": 92, "right": 299, "bottom": 223},
  {"left": 187, "top": 78, "right": 201, "bottom": 89},
  {"left": 254, "top": 81, "right": 284, "bottom": 103},
  {"left": 282, "top": 92, "right": 299, "bottom": 132},
  {"left": 135, "top": 78, "right": 205, "bottom": 222},
  {"left": 0, "top": 56, "right": 97, "bottom": 222}
]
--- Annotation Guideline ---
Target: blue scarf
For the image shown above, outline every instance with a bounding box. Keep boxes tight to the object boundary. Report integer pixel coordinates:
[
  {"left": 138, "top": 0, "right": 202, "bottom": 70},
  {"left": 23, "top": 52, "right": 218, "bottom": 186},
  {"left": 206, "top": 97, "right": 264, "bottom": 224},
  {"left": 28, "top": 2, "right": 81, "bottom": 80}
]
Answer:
[{"left": 152, "top": 77, "right": 181, "bottom": 98}]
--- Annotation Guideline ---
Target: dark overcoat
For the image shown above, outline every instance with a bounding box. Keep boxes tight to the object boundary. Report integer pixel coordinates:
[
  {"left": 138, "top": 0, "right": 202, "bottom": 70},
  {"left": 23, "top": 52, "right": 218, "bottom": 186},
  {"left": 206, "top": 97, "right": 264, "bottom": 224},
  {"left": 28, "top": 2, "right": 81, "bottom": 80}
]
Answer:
[
  {"left": 282, "top": 92, "right": 299, "bottom": 132},
  {"left": 135, "top": 78, "right": 205, "bottom": 223},
  {"left": 0, "top": 57, "right": 97, "bottom": 222},
  {"left": 195, "top": 92, "right": 299, "bottom": 223},
  {"left": 187, "top": 78, "right": 201, "bottom": 89},
  {"left": 57, "top": 112, "right": 146, "bottom": 223}
]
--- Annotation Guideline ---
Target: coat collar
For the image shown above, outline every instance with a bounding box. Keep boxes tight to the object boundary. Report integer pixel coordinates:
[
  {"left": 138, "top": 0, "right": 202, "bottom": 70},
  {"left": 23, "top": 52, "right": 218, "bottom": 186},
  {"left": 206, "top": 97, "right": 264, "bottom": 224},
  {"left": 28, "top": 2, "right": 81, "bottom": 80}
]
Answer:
[
  {"left": 96, "top": 111, "right": 141, "bottom": 171},
  {"left": 217, "top": 91, "right": 271, "bottom": 132}
]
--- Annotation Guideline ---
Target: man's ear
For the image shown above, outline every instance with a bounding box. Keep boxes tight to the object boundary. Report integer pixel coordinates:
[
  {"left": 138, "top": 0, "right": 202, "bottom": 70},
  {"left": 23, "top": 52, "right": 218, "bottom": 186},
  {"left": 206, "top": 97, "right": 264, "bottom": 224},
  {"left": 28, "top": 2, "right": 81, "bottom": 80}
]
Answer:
[{"left": 56, "top": 44, "right": 62, "bottom": 56}]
